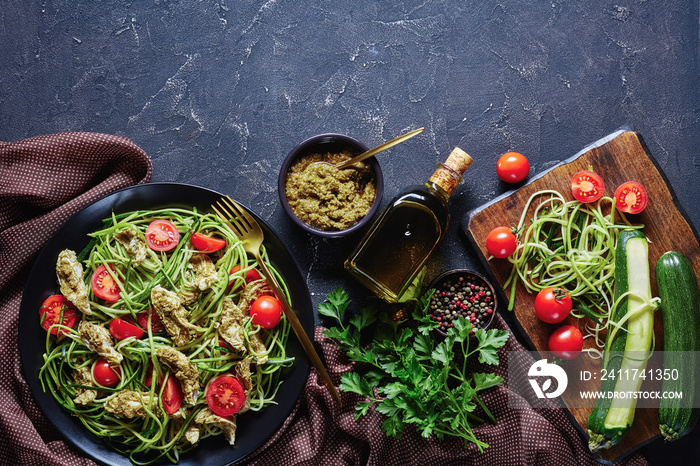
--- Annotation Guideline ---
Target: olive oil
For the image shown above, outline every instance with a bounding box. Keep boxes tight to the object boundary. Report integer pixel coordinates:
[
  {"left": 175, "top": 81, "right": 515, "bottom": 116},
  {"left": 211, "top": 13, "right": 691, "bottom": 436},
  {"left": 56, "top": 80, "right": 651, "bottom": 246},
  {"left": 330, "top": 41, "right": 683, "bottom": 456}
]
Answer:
[{"left": 345, "top": 147, "right": 473, "bottom": 302}]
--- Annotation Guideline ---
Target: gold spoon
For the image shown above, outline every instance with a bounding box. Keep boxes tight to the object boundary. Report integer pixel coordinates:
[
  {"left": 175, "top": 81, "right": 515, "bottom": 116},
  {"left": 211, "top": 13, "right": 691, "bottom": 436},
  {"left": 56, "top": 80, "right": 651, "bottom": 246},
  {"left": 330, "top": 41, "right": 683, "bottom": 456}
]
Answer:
[{"left": 333, "top": 127, "right": 425, "bottom": 170}]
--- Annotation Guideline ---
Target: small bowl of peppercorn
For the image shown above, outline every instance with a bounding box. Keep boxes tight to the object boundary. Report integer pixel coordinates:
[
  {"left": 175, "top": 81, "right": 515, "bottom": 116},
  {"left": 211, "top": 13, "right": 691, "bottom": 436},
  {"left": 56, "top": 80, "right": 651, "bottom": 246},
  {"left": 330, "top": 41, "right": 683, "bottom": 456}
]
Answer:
[
  {"left": 278, "top": 133, "right": 384, "bottom": 238},
  {"left": 427, "top": 269, "right": 498, "bottom": 337}
]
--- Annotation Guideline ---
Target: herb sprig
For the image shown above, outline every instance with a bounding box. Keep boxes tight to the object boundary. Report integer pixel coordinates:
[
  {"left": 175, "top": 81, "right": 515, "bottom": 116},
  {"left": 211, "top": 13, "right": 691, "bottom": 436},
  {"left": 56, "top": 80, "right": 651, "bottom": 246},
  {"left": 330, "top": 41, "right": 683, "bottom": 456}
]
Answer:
[{"left": 321, "top": 288, "right": 509, "bottom": 451}]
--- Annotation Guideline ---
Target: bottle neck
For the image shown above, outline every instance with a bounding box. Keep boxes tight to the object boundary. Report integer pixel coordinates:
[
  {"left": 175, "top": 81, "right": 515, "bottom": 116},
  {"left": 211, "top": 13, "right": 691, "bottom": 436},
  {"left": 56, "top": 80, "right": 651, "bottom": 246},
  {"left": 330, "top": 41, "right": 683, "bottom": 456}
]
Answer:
[{"left": 426, "top": 162, "right": 463, "bottom": 200}]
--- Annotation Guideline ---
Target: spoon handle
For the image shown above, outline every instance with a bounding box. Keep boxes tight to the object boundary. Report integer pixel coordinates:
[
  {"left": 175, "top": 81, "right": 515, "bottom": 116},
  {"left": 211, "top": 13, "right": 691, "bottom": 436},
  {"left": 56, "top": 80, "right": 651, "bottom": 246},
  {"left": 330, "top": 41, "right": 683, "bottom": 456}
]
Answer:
[{"left": 335, "top": 127, "right": 424, "bottom": 169}]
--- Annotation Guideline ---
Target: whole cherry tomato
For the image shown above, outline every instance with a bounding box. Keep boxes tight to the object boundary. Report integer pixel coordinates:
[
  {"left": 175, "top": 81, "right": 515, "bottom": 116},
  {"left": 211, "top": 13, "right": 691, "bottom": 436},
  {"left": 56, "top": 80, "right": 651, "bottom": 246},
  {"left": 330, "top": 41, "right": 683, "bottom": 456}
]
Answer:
[
  {"left": 549, "top": 325, "right": 584, "bottom": 360},
  {"left": 486, "top": 226, "right": 518, "bottom": 259},
  {"left": 534, "top": 287, "right": 573, "bottom": 324},
  {"left": 249, "top": 295, "right": 282, "bottom": 329},
  {"left": 92, "top": 357, "right": 121, "bottom": 388},
  {"left": 497, "top": 152, "right": 529, "bottom": 183}
]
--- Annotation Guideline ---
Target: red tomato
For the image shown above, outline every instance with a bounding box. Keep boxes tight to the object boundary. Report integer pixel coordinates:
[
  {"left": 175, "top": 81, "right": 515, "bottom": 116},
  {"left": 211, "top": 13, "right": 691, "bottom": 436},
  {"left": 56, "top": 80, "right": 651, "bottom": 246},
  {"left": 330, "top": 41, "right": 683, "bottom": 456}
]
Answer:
[
  {"left": 206, "top": 375, "right": 246, "bottom": 417},
  {"left": 534, "top": 287, "right": 573, "bottom": 324},
  {"left": 548, "top": 325, "right": 584, "bottom": 360},
  {"left": 144, "top": 362, "right": 155, "bottom": 388},
  {"left": 249, "top": 295, "right": 282, "bottom": 329},
  {"left": 137, "top": 309, "right": 165, "bottom": 333},
  {"left": 486, "top": 226, "right": 518, "bottom": 259},
  {"left": 145, "top": 219, "right": 180, "bottom": 252},
  {"left": 571, "top": 170, "right": 604, "bottom": 203},
  {"left": 109, "top": 318, "right": 145, "bottom": 340},
  {"left": 228, "top": 265, "right": 262, "bottom": 292},
  {"left": 92, "top": 357, "right": 121, "bottom": 388},
  {"left": 161, "top": 374, "right": 184, "bottom": 414},
  {"left": 90, "top": 264, "right": 121, "bottom": 302},
  {"left": 191, "top": 232, "right": 227, "bottom": 253},
  {"left": 614, "top": 181, "right": 648, "bottom": 214},
  {"left": 496, "top": 152, "right": 529, "bottom": 183},
  {"left": 218, "top": 336, "right": 234, "bottom": 351},
  {"left": 40, "top": 295, "right": 79, "bottom": 337}
]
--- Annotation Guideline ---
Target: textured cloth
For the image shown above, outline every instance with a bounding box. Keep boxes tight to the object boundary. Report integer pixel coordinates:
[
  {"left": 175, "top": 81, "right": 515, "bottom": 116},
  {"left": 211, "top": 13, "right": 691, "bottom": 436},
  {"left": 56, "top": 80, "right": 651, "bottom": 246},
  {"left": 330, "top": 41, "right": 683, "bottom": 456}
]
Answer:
[
  {"left": 0, "top": 132, "right": 647, "bottom": 466},
  {"left": 0, "top": 132, "right": 152, "bottom": 465}
]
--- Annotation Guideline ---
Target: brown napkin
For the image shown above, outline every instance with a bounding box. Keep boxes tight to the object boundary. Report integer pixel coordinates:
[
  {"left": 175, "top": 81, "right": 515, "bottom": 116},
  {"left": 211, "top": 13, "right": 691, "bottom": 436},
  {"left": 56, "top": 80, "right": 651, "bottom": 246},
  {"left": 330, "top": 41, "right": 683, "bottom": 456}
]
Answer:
[
  {"left": 0, "top": 132, "right": 647, "bottom": 465},
  {"left": 0, "top": 132, "right": 152, "bottom": 465}
]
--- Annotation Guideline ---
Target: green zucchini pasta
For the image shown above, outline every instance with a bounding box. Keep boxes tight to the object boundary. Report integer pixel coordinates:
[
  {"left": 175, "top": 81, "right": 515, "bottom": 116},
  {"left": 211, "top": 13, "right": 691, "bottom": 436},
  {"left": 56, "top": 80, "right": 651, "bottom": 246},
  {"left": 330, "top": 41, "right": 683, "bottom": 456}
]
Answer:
[{"left": 38, "top": 207, "right": 294, "bottom": 465}]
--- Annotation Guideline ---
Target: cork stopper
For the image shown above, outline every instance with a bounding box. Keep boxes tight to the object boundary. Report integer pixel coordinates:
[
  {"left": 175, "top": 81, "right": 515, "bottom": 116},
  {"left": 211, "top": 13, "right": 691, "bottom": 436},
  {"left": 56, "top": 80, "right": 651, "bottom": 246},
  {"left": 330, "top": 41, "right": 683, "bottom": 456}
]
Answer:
[{"left": 428, "top": 147, "right": 473, "bottom": 196}]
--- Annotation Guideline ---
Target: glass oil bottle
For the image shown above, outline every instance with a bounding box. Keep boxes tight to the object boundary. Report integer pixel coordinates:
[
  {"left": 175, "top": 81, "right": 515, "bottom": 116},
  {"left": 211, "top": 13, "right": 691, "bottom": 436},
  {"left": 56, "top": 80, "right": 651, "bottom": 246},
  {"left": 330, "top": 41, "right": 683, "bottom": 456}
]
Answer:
[{"left": 344, "top": 147, "right": 473, "bottom": 302}]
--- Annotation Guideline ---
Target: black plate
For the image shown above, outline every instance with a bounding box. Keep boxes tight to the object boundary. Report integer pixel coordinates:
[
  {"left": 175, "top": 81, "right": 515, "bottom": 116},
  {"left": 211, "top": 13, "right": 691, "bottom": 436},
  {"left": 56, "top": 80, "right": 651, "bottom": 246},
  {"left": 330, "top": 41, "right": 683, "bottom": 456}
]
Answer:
[{"left": 18, "top": 183, "right": 312, "bottom": 466}]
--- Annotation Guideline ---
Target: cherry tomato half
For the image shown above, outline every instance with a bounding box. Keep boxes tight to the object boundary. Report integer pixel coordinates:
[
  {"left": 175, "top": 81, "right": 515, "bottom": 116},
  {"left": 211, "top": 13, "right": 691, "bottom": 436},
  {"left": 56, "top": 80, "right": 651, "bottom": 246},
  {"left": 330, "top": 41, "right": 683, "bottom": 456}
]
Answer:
[
  {"left": 161, "top": 374, "right": 184, "bottom": 414},
  {"left": 571, "top": 170, "right": 604, "bottom": 203},
  {"left": 137, "top": 309, "right": 165, "bottom": 334},
  {"left": 109, "top": 318, "right": 145, "bottom": 340},
  {"left": 191, "top": 232, "right": 227, "bottom": 253},
  {"left": 40, "top": 295, "right": 80, "bottom": 337},
  {"left": 249, "top": 295, "right": 282, "bottom": 329},
  {"left": 145, "top": 219, "right": 180, "bottom": 252},
  {"left": 534, "top": 287, "right": 573, "bottom": 324},
  {"left": 228, "top": 265, "right": 262, "bottom": 292},
  {"left": 548, "top": 325, "right": 584, "bottom": 360},
  {"left": 144, "top": 362, "right": 155, "bottom": 388},
  {"left": 497, "top": 152, "right": 530, "bottom": 183},
  {"left": 206, "top": 375, "right": 246, "bottom": 417},
  {"left": 90, "top": 264, "right": 121, "bottom": 302},
  {"left": 614, "top": 181, "right": 648, "bottom": 214},
  {"left": 92, "top": 357, "right": 121, "bottom": 388},
  {"left": 486, "top": 226, "right": 518, "bottom": 259}
]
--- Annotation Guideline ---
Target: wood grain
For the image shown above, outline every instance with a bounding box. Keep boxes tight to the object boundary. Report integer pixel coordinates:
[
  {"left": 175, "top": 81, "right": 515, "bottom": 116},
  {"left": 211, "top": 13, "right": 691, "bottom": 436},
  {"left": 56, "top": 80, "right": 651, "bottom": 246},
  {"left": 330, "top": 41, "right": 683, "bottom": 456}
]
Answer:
[{"left": 465, "top": 130, "right": 700, "bottom": 462}]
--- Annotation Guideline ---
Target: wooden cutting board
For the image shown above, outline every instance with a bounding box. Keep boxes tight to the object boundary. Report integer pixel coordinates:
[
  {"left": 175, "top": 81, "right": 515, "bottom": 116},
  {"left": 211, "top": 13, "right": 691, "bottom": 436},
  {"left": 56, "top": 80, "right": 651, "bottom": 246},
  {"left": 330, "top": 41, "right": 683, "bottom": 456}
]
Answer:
[{"left": 464, "top": 129, "right": 700, "bottom": 462}]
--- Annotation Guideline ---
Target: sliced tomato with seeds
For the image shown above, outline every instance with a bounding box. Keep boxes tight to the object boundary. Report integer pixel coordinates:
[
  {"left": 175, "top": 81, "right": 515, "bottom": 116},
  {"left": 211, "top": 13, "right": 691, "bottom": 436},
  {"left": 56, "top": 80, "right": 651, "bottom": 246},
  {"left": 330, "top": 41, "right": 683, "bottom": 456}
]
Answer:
[
  {"left": 161, "top": 374, "right": 184, "bottom": 414},
  {"left": 206, "top": 375, "right": 246, "bottom": 417},
  {"left": 92, "top": 357, "right": 121, "bottom": 388},
  {"left": 614, "top": 181, "right": 648, "bottom": 214},
  {"left": 145, "top": 219, "right": 180, "bottom": 252},
  {"left": 91, "top": 264, "right": 121, "bottom": 302},
  {"left": 191, "top": 232, "right": 227, "bottom": 253},
  {"left": 571, "top": 170, "right": 604, "bottom": 203},
  {"left": 40, "top": 295, "right": 79, "bottom": 337},
  {"left": 109, "top": 318, "right": 145, "bottom": 340}
]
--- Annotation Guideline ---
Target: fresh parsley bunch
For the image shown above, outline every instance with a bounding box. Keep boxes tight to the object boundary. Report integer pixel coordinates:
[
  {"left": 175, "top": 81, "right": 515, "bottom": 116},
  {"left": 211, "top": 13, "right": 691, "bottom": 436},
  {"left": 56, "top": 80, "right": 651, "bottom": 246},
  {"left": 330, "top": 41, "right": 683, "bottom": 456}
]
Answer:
[{"left": 320, "top": 288, "right": 509, "bottom": 451}]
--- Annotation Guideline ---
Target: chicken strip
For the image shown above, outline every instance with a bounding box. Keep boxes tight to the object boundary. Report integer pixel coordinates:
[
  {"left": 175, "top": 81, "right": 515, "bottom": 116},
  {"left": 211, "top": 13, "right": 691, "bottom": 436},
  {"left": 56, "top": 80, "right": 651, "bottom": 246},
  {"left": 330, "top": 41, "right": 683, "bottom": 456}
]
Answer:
[
  {"left": 78, "top": 320, "right": 122, "bottom": 365},
  {"left": 178, "top": 254, "right": 219, "bottom": 305},
  {"left": 193, "top": 407, "right": 237, "bottom": 445},
  {"left": 105, "top": 390, "right": 158, "bottom": 418},
  {"left": 56, "top": 249, "right": 91, "bottom": 315},
  {"left": 155, "top": 346, "right": 200, "bottom": 405},
  {"left": 72, "top": 366, "right": 97, "bottom": 405},
  {"left": 217, "top": 297, "right": 268, "bottom": 364},
  {"left": 151, "top": 285, "right": 198, "bottom": 347},
  {"left": 114, "top": 227, "right": 148, "bottom": 265}
]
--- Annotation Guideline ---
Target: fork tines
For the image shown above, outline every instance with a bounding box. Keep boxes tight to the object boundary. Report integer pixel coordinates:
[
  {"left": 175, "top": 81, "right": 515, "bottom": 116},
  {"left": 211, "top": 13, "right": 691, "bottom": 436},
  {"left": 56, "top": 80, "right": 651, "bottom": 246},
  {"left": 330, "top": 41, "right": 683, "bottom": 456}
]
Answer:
[{"left": 212, "top": 196, "right": 250, "bottom": 237}]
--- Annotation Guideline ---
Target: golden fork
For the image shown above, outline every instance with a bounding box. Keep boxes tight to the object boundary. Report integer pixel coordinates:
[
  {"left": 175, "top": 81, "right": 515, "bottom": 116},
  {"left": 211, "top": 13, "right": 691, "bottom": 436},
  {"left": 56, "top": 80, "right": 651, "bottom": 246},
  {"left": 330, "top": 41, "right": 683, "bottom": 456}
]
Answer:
[{"left": 212, "top": 196, "right": 342, "bottom": 405}]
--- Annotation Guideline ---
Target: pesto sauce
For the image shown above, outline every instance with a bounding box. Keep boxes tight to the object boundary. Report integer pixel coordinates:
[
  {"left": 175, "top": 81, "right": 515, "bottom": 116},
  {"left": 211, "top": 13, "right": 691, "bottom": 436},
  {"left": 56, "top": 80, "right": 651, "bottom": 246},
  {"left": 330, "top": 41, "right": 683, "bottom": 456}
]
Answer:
[{"left": 284, "top": 150, "right": 377, "bottom": 231}]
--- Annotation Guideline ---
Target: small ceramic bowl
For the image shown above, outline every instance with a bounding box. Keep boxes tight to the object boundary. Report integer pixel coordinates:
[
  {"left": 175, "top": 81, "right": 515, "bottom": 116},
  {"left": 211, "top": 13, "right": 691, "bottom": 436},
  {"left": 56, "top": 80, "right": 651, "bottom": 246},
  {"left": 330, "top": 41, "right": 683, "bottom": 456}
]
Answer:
[
  {"left": 278, "top": 133, "right": 384, "bottom": 238},
  {"left": 427, "top": 269, "right": 498, "bottom": 337}
]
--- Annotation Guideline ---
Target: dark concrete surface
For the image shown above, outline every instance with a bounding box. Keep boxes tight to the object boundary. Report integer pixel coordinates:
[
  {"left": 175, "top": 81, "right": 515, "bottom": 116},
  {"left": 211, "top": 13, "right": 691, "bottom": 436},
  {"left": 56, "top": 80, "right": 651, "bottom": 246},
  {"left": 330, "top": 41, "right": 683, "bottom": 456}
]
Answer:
[{"left": 2, "top": 1, "right": 698, "bottom": 464}]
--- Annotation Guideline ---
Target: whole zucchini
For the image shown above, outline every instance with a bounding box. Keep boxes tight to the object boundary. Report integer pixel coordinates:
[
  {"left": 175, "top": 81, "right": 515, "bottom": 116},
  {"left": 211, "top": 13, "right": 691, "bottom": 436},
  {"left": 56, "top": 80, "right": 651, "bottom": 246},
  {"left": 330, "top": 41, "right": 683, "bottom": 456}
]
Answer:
[
  {"left": 656, "top": 251, "right": 700, "bottom": 441},
  {"left": 587, "top": 229, "right": 655, "bottom": 451}
]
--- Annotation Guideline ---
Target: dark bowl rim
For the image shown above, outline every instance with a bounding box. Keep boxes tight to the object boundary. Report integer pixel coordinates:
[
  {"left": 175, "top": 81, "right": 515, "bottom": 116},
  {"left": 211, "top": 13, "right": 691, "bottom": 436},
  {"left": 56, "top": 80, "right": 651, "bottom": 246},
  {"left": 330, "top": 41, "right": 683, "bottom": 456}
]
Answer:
[
  {"left": 277, "top": 133, "right": 384, "bottom": 238},
  {"left": 428, "top": 268, "right": 498, "bottom": 337}
]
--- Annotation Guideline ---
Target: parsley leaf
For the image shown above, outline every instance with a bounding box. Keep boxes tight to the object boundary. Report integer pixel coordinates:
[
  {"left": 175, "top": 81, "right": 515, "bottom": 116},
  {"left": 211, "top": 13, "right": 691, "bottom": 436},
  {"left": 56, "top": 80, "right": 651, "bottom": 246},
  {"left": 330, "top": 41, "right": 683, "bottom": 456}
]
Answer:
[{"left": 321, "top": 287, "right": 508, "bottom": 452}]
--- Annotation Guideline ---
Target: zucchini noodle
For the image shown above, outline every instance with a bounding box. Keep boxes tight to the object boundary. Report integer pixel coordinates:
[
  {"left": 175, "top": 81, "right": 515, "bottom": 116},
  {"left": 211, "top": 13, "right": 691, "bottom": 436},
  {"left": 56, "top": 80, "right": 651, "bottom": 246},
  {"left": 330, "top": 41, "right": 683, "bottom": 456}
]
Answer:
[
  {"left": 39, "top": 208, "right": 294, "bottom": 464},
  {"left": 503, "top": 190, "right": 644, "bottom": 349}
]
